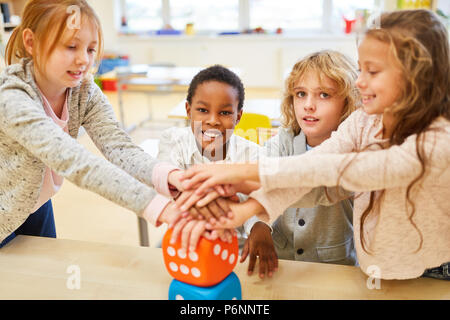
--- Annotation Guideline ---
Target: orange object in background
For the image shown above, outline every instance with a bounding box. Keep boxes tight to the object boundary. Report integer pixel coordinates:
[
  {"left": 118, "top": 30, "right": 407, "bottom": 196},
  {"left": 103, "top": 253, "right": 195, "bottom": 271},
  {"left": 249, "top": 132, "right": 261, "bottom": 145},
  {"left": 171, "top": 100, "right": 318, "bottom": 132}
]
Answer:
[{"left": 162, "top": 228, "right": 238, "bottom": 287}]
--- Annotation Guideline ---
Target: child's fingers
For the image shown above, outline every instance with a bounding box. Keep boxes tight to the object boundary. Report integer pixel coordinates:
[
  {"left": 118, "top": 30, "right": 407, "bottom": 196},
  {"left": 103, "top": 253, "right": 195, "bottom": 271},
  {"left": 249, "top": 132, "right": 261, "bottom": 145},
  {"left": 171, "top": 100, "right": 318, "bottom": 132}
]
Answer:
[
  {"left": 208, "top": 218, "right": 239, "bottom": 230},
  {"left": 183, "top": 171, "right": 211, "bottom": 190},
  {"left": 196, "top": 190, "right": 220, "bottom": 207},
  {"left": 272, "top": 252, "right": 279, "bottom": 271},
  {"left": 167, "top": 210, "right": 186, "bottom": 229},
  {"left": 240, "top": 242, "right": 249, "bottom": 263},
  {"left": 194, "top": 179, "right": 218, "bottom": 197},
  {"left": 266, "top": 255, "right": 276, "bottom": 278},
  {"left": 205, "top": 201, "right": 225, "bottom": 221},
  {"left": 174, "top": 190, "right": 193, "bottom": 209},
  {"left": 180, "top": 220, "right": 196, "bottom": 252},
  {"left": 217, "top": 229, "right": 228, "bottom": 243},
  {"left": 190, "top": 207, "right": 209, "bottom": 225},
  {"left": 213, "top": 185, "right": 226, "bottom": 196},
  {"left": 203, "top": 230, "right": 218, "bottom": 241},
  {"left": 197, "top": 205, "right": 217, "bottom": 225},
  {"left": 176, "top": 191, "right": 202, "bottom": 212},
  {"left": 214, "top": 197, "right": 231, "bottom": 216},
  {"left": 170, "top": 218, "right": 189, "bottom": 244},
  {"left": 224, "top": 184, "right": 237, "bottom": 197},
  {"left": 247, "top": 252, "right": 257, "bottom": 275},
  {"left": 188, "top": 206, "right": 201, "bottom": 219},
  {"left": 179, "top": 166, "right": 200, "bottom": 182},
  {"left": 226, "top": 229, "right": 233, "bottom": 243},
  {"left": 189, "top": 221, "right": 206, "bottom": 252},
  {"left": 258, "top": 256, "right": 268, "bottom": 279}
]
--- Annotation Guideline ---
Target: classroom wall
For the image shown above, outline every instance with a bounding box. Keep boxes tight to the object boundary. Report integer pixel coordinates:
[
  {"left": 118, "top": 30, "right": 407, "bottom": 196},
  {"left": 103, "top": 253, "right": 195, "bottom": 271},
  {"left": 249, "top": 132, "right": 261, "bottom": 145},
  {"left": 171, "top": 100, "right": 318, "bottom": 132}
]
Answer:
[{"left": 88, "top": 0, "right": 359, "bottom": 88}]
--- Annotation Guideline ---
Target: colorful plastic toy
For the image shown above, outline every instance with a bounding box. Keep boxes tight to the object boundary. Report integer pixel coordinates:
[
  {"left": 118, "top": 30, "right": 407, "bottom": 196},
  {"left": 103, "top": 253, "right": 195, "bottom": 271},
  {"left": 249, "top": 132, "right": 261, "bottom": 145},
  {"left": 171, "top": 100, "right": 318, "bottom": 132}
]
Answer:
[
  {"left": 169, "top": 272, "right": 242, "bottom": 300},
  {"left": 162, "top": 228, "right": 239, "bottom": 287}
]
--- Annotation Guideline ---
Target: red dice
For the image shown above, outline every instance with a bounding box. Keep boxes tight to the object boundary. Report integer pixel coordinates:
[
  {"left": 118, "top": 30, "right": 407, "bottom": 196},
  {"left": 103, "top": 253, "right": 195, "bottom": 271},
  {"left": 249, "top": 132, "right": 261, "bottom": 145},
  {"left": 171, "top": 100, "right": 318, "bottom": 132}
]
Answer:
[{"left": 162, "top": 228, "right": 239, "bottom": 287}]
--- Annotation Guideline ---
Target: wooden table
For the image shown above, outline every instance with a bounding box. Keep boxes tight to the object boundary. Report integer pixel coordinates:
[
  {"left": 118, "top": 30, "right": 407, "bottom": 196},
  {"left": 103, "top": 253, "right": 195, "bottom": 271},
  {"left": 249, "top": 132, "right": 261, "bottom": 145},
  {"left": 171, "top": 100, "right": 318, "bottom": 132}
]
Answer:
[{"left": 0, "top": 236, "right": 448, "bottom": 300}]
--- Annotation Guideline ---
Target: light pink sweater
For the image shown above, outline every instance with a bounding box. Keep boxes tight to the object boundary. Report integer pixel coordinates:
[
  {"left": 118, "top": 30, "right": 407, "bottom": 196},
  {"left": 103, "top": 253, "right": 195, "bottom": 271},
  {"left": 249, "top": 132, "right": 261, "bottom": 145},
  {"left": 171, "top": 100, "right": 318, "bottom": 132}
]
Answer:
[{"left": 250, "top": 109, "right": 450, "bottom": 279}]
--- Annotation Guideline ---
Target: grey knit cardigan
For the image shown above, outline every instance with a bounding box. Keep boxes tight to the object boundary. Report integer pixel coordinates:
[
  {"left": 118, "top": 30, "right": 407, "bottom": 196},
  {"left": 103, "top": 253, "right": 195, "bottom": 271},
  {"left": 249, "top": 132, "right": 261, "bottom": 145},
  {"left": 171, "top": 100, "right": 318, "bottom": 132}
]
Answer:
[{"left": 0, "top": 59, "right": 160, "bottom": 243}]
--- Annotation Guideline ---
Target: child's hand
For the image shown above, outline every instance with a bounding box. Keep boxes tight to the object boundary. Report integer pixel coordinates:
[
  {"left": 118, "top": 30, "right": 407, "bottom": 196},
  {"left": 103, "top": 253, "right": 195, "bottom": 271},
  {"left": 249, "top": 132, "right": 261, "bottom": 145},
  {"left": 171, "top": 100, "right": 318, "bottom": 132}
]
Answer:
[
  {"left": 184, "top": 196, "right": 235, "bottom": 225},
  {"left": 175, "top": 184, "right": 239, "bottom": 213},
  {"left": 240, "top": 222, "right": 278, "bottom": 279},
  {"left": 169, "top": 217, "right": 234, "bottom": 253},
  {"left": 158, "top": 202, "right": 184, "bottom": 227},
  {"left": 168, "top": 169, "right": 185, "bottom": 192},
  {"left": 180, "top": 163, "right": 259, "bottom": 197},
  {"left": 206, "top": 198, "right": 268, "bottom": 230}
]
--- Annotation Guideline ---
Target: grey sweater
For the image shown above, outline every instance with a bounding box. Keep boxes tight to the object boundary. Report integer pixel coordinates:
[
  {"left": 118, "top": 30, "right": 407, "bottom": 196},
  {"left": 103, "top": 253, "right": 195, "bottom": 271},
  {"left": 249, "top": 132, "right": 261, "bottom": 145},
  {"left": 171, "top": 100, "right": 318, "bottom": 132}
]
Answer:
[
  {"left": 264, "top": 127, "right": 356, "bottom": 265},
  {"left": 0, "top": 59, "right": 160, "bottom": 243}
]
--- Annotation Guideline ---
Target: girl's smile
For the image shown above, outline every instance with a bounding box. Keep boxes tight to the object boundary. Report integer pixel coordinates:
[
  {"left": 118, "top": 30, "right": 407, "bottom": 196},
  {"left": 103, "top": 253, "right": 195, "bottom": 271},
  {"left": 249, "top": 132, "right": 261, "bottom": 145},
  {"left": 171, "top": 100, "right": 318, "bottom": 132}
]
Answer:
[{"left": 356, "top": 36, "right": 404, "bottom": 115}]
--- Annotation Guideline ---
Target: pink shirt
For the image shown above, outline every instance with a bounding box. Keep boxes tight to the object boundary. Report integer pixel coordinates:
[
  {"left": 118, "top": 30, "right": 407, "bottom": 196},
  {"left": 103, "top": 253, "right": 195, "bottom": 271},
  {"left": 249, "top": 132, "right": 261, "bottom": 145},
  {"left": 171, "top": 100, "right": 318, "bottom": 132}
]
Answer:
[
  {"left": 32, "top": 90, "right": 69, "bottom": 212},
  {"left": 251, "top": 109, "right": 450, "bottom": 279}
]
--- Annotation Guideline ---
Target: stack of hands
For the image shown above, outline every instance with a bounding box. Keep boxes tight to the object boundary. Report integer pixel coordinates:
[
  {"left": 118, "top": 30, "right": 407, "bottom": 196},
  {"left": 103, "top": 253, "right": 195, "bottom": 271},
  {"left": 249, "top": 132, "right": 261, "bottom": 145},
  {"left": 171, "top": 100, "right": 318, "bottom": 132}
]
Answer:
[{"left": 161, "top": 163, "right": 278, "bottom": 278}]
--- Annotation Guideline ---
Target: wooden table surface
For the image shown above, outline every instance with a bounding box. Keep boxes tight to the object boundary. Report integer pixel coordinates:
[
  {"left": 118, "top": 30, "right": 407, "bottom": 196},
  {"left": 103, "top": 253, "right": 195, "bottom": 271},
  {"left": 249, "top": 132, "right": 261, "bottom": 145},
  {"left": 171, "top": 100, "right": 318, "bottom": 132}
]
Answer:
[{"left": 0, "top": 235, "right": 448, "bottom": 300}]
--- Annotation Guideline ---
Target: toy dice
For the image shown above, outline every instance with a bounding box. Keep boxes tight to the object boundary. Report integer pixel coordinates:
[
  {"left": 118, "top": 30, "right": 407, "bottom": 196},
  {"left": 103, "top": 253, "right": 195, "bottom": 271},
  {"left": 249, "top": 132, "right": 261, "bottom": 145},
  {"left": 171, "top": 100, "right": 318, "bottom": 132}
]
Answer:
[
  {"left": 162, "top": 228, "right": 239, "bottom": 287},
  {"left": 169, "top": 272, "right": 242, "bottom": 300}
]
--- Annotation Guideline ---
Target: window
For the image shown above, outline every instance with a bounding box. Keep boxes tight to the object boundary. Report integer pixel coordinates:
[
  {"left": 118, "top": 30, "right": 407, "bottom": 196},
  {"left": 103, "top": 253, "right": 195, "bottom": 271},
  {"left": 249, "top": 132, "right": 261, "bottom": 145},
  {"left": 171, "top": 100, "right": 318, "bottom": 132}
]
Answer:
[
  {"left": 249, "top": 0, "right": 322, "bottom": 30},
  {"left": 170, "top": 0, "right": 239, "bottom": 31},
  {"left": 121, "top": 0, "right": 381, "bottom": 34},
  {"left": 123, "top": 0, "right": 163, "bottom": 32},
  {"left": 333, "top": 0, "right": 378, "bottom": 20}
]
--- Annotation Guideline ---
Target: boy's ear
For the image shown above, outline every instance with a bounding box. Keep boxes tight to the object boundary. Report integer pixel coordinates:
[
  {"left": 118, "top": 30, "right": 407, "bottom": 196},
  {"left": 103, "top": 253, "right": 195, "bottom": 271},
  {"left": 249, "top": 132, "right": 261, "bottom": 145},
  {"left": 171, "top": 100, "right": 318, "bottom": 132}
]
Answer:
[
  {"left": 185, "top": 101, "right": 191, "bottom": 119},
  {"left": 236, "top": 109, "right": 243, "bottom": 124},
  {"left": 22, "top": 28, "right": 35, "bottom": 56}
]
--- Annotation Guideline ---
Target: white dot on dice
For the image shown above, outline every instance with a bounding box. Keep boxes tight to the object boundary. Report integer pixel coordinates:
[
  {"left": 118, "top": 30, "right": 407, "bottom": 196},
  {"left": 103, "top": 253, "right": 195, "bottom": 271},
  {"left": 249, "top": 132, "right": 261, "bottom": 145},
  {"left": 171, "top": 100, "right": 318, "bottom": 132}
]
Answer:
[
  {"left": 180, "top": 264, "right": 189, "bottom": 274},
  {"left": 191, "top": 267, "right": 201, "bottom": 278},
  {"left": 189, "top": 251, "right": 199, "bottom": 262},
  {"left": 169, "top": 262, "right": 178, "bottom": 272},
  {"left": 167, "top": 246, "right": 176, "bottom": 256},
  {"left": 221, "top": 249, "right": 228, "bottom": 260},
  {"left": 177, "top": 249, "right": 187, "bottom": 259}
]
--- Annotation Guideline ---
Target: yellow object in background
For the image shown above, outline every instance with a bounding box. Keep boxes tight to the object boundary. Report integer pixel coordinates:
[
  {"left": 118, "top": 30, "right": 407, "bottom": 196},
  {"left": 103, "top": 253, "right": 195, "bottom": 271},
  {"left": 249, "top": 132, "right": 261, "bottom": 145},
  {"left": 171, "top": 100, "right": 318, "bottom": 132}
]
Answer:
[
  {"left": 185, "top": 23, "right": 194, "bottom": 35},
  {"left": 397, "top": 0, "right": 432, "bottom": 9},
  {"left": 234, "top": 113, "right": 272, "bottom": 145}
]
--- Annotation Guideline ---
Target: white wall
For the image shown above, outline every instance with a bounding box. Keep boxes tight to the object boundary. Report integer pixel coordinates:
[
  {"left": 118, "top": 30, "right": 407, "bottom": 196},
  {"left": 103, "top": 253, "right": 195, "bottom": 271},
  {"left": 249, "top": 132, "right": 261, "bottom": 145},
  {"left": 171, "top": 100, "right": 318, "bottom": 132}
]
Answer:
[{"left": 89, "top": 0, "right": 359, "bottom": 88}]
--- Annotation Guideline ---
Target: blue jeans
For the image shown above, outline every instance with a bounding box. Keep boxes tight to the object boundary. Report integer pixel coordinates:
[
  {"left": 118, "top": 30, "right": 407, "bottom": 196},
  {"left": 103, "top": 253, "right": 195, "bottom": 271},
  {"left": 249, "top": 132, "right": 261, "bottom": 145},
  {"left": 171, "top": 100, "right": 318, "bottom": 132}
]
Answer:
[
  {"left": 0, "top": 200, "right": 56, "bottom": 248},
  {"left": 422, "top": 262, "right": 450, "bottom": 281}
]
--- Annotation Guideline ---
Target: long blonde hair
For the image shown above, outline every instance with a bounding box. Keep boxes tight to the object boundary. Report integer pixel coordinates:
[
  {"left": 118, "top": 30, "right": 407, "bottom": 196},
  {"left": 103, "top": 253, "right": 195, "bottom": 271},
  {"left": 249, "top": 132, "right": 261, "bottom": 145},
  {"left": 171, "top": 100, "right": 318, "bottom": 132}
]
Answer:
[
  {"left": 357, "top": 10, "right": 449, "bottom": 253},
  {"left": 5, "top": 0, "right": 103, "bottom": 72},
  {"left": 281, "top": 50, "right": 360, "bottom": 135}
]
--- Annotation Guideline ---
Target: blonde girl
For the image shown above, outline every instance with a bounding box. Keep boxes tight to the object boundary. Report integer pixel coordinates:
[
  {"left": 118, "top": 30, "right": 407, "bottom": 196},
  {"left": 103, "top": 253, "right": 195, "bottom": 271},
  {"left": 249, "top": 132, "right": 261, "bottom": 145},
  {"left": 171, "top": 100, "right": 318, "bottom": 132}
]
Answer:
[
  {"left": 0, "top": 0, "right": 199, "bottom": 247},
  {"left": 240, "top": 50, "right": 360, "bottom": 279},
  {"left": 179, "top": 10, "right": 450, "bottom": 280}
]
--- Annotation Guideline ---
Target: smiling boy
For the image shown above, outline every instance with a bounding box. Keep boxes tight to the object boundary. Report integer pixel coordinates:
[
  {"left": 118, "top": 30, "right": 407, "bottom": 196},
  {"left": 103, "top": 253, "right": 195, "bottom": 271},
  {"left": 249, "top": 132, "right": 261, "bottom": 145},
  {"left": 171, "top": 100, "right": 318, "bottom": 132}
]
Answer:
[{"left": 157, "top": 65, "right": 262, "bottom": 249}]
